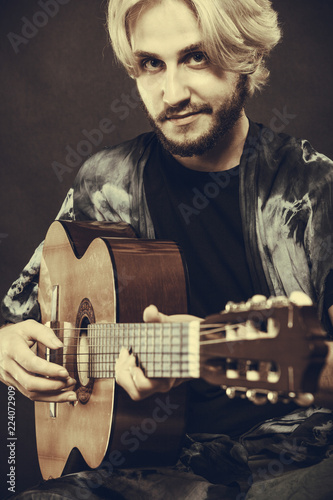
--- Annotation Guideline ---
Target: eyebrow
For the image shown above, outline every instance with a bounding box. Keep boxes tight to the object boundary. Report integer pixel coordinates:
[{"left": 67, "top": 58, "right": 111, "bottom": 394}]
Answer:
[{"left": 133, "top": 42, "right": 205, "bottom": 61}]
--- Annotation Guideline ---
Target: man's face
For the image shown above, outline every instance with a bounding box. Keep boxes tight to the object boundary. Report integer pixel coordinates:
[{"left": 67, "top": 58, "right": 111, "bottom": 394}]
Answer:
[{"left": 130, "top": 0, "right": 247, "bottom": 157}]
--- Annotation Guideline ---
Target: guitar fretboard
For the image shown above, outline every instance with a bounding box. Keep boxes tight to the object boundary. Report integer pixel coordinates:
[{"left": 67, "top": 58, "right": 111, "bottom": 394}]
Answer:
[{"left": 88, "top": 321, "right": 201, "bottom": 379}]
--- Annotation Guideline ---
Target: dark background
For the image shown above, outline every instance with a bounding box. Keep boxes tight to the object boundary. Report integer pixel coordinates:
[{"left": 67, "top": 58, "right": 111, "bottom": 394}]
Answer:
[{"left": 0, "top": 0, "right": 332, "bottom": 497}]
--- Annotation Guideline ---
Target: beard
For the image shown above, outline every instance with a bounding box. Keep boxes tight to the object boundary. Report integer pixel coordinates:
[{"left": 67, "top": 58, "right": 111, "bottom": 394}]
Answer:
[{"left": 141, "top": 74, "right": 249, "bottom": 157}]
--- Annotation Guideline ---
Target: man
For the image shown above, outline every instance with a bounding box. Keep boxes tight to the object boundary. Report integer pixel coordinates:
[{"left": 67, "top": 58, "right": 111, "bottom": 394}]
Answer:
[{"left": 1, "top": 0, "right": 333, "bottom": 498}]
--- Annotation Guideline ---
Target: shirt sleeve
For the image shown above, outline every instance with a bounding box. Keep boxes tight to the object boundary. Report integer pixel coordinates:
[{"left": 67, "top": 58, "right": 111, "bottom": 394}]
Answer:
[
  {"left": 1, "top": 189, "right": 74, "bottom": 324},
  {"left": 303, "top": 142, "right": 333, "bottom": 337}
]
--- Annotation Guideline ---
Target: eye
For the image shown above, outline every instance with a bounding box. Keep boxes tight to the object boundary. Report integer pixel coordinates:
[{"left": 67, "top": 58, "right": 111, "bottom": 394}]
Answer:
[
  {"left": 141, "top": 58, "right": 164, "bottom": 73},
  {"left": 187, "top": 52, "right": 209, "bottom": 67}
]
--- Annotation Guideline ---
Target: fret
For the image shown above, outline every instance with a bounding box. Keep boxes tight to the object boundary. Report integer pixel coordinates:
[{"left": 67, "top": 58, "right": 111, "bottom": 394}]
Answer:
[
  {"left": 89, "top": 324, "right": 93, "bottom": 378},
  {"left": 87, "top": 321, "right": 200, "bottom": 379},
  {"left": 88, "top": 325, "right": 91, "bottom": 378},
  {"left": 94, "top": 324, "right": 98, "bottom": 378},
  {"left": 100, "top": 324, "right": 104, "bottom": 377}
]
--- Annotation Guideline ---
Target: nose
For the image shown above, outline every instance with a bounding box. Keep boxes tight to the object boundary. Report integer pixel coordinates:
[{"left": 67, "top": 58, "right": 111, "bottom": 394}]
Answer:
[{"left": 162, "top": 67, "right": 190, "bottom": 108}]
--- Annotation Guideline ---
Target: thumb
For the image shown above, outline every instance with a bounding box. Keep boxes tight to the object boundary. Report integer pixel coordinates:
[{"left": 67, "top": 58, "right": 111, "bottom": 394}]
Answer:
[
  {"left": 143, "top": 305, "right": 170, "bottom": 323},
  {"left": 143, "top": 305, "right": 202, "bottom": 324}
]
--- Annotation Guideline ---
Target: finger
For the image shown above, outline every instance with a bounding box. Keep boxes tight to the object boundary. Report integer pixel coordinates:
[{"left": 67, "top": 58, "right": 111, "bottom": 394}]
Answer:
[
  {"left": 7, "top": 360, "right": 76, "bottom": 394},
  {"left": 114, "top": 347, "right": 179, "bottom": 400},
  {"left": 3, "top": 371, "right": 77, "bottom": 403},
  {"left": 115, "top": 348, "right": 135, "bottom": 379},
  {"left": 130, "top": 366, "right": 175, "bottom": 395},
  {"left": 143, "top": 305, "right": 169, "bottom": 323},
  {"left": 143, "top": 305, "right": 202, "bottom": 323},
  {"left": 9, "top": 320, "right": 64, "bottom": 349},
  {"left": 34, "top": 391, "right": 77, "bottom": 403},
  {"left": 2, "top": 321, "right": 69, "bottom": 378},
  {"left": 115, "top": 353, "right": 142, "bottom": 400},
  {"left": 115, "top": 347, "right": 132, "bottom": 372},
  {"left": 11, "top": 339, "right": 69, "bottom": 379}
]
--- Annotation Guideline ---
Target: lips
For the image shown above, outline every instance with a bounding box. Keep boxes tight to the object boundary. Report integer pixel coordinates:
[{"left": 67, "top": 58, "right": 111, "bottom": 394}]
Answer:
[
  {"left": 166, "top": 111, "right": 201, "bottom": 120},
  {"left": 165, "top": 111, "right": 204, "bottom": 127}
]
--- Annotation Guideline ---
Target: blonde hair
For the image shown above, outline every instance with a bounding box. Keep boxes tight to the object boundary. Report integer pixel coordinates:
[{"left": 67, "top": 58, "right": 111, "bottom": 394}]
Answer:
[{"left": 107, "top": 0, "right": 282, "bottom": 96}]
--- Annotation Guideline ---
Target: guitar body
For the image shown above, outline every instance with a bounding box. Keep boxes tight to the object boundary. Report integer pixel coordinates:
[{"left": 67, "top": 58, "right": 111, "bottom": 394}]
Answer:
[{"left": 36, "top": 220, "right": 188, "bottom": 479}]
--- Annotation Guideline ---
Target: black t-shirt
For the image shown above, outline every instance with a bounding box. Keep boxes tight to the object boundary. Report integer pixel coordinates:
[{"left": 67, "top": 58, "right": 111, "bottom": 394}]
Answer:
[{"left": 143, "top": 141, "right": 299, "bottom": 436}]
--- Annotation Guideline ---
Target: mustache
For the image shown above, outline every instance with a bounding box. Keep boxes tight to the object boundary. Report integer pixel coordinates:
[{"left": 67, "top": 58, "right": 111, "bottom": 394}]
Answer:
[{"left": 157, "top": 103, "right": 213, "bottom": 123}]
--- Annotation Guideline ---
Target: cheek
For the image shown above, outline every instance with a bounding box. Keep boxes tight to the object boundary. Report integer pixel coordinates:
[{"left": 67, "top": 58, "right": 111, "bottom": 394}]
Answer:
[
  {"left": 137, "top": 76, "right": 164, "bottom": 112},
  {"left": 186, "top": 68, "right": 236, "bottom": 99}
]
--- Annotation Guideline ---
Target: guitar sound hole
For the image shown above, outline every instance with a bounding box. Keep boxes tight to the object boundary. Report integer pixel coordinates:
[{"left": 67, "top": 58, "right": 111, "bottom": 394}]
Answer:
[{"left": 75, "top": 298, "right": 96, "bottom": 404}]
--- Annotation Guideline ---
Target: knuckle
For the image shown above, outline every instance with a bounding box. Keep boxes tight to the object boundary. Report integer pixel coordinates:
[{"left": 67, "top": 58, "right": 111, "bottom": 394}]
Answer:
[
  {"left": 0, "top": 370, "right": 11, "bottom": 385},
  {"left": 23, "top": 381, "right": 34, "bottom": 393},
  {"left": 25, "top": 319, "right": 37, "bottom": 328},
  {"left": 30, "top": 355, "right": 44, "bottom": 372},
  {"left": 1, "top": 358, "right": 10, "bottom": 372},
  {"left": 129, "top": 391, "right": 141, "bottom": 401}
]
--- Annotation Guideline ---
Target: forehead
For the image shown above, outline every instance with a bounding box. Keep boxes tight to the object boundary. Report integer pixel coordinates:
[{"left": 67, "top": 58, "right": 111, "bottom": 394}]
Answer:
[{"left": 129, "top": 0, "right": 202, "bottom": 57}]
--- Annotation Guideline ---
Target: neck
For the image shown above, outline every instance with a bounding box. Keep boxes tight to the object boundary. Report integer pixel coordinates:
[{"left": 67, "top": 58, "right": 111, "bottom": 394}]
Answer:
[
  {"left": 87, "top": 321, "right": 201, "bottom": 379},
  {"left": 173, "top": 112, "right": 249, "bottom": 173}
]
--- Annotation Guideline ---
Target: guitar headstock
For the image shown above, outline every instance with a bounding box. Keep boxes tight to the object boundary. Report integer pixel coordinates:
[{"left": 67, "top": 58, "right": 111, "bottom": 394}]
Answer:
[{"left": 200, "top": 294, "right": 328, "bottom": 405}]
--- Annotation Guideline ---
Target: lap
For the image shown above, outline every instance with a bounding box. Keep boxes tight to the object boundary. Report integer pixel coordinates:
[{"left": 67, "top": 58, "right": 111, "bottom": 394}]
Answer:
[
  {"left": 11, "top": 407, "right": 333, "bottom": 500},
  {"left": 11, "top": 468, "right": 240, "bottom": 500}
]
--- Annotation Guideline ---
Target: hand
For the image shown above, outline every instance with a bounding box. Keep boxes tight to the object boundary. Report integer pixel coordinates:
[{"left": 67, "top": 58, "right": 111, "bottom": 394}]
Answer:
[
  {"left": 115, "top": 305, "right": 202, "bottom": 401},
  {"left": 0, "top": 320, "right": 77, "bottom": 402}
]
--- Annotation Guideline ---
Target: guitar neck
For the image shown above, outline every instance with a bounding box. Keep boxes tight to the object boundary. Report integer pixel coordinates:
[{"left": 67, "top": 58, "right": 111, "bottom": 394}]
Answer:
[{"left": 88, "top": 321, "right": 201, "bottom": 379}]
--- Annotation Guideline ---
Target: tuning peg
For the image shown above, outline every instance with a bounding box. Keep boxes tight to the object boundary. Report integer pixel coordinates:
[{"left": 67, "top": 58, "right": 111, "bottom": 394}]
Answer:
[
  {"left": 226, "top": 358, "right": 238, "bottom": 379},
  {"left": 267, "top": 391, "right": 279, "bottom": 404},
  {"left": 267, "top": 361, "right": 280, "bottom": 383},
  {"left": 225, "top": 301, "right": 236, "bottom": 312},
  {"left": 246, "top": 361, "right": 260, "bottom": 381},
  {"left": 289, "top": 291, "right": 313, "bottom": 306},
  {"left": 224, "top": 300, "right": 251, "bottom": 313},
  {"left": 266, "top": 295, "right": 289, "bottom": 308},
  {"left": 225, "top": 387, "right": 247, "bottom": 399},
  {"left": 293, "top": 393, "right": 315, "bottom": 406},
  {"left": 247, "top": 295, "right": 267, "bottom": 307},
  {"left": 246, "top": 389, "right": 268, "bottom": 405}
]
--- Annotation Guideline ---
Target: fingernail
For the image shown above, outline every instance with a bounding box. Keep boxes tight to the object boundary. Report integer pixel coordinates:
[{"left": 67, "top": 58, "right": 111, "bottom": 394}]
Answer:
[
  {"left": 68, "top": 393, "right": 77, "bottom": 401},
  {"left": 119, "top": 347, "right": 128, "bottom": 358},
  {"left": 59, "top": 368, "right": 68, "bottom": 377},
  {"left": 66, "top": 377, "right": 76, "bottom": 386}
]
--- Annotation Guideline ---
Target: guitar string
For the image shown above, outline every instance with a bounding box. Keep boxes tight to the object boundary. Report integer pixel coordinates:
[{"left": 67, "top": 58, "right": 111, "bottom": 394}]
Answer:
[
  {"left": 42, "top": 323, "right": 266, "bottom": 373},
  {"left": 43, "top": 324, "right": 262, "bottom": 356},
  {"left": 43, "top": 332, "right": 267, "bottom": 366},
  {"left": 48, "top": 322, "right": 248, "bottom": 338},
  {"left": 48, "top": 324, "right": 236, "bottom": 333},
  {"left": 44, "top": 336, "right": 252, "bottom": 351},
  {"left": 48, "top": 334, "right": 262, "bottom": 354}
]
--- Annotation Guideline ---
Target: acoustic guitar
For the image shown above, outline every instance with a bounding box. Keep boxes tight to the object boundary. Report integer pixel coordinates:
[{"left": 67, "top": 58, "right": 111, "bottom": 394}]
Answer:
[{"left": 36, "top": 220, "right": 328, "bottom": 480}]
